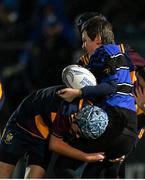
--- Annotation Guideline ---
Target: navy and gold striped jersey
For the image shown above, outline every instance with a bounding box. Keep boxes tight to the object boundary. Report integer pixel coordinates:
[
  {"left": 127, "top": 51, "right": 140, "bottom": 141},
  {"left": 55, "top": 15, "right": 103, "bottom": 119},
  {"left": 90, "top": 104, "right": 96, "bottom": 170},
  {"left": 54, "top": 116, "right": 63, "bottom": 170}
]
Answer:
[
  {"left": 78, "top": 53, "right": 89, "bottom": 68},
  {"left": 4, "top": 85, "right": 86, "bottom": 140}
]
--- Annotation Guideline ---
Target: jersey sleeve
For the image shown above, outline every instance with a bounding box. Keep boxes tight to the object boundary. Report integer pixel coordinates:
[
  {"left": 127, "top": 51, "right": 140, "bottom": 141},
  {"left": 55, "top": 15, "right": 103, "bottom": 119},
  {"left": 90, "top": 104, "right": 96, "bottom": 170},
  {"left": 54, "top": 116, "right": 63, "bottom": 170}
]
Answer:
[
  {"left": 81, "top": 81, "right": 117, "bottom": 98},
  {"left": 52, "top": 113, "right": 71, "bottom": 138}
]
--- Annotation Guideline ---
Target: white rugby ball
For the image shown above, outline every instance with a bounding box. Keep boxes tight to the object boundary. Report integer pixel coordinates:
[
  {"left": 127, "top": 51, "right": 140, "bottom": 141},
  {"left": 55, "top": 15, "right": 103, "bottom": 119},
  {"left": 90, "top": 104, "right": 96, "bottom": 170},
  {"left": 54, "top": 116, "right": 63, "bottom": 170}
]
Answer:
[{"left": 62, "top": 65, "right": 97, "bottom": 89}]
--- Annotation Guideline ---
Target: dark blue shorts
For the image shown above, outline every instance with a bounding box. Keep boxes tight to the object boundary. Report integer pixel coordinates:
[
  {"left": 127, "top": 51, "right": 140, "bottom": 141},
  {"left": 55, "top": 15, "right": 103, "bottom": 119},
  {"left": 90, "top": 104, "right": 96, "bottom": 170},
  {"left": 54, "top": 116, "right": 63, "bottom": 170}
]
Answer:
[{"left": 0, "top": 125, "right": 51, "bottom": 169}]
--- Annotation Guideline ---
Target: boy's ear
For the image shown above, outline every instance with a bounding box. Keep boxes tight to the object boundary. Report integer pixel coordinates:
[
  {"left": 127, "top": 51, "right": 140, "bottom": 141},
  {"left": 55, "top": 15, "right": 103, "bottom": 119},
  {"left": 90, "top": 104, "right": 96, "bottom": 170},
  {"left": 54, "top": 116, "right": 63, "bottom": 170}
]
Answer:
[{"left": 95, "top": 35, "right": 102, "bottom": 45}]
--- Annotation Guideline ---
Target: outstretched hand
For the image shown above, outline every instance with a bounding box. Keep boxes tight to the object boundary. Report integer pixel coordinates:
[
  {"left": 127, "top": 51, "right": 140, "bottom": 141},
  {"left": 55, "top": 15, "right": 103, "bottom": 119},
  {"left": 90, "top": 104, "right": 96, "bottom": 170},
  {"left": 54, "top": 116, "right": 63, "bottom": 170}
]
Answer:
[{"left": 133, "top": 86, "right": 145, "bottom": 108}]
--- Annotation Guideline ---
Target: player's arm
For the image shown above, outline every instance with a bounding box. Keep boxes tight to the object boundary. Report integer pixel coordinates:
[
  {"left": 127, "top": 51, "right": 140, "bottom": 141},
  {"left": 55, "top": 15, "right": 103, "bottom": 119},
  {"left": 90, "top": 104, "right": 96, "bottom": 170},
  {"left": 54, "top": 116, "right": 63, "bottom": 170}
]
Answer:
[
  {"left": 49, "top": 134, "right": 105, "bottom": 162},
  {"left": 56, "top": 81, "right": 117, "bottom": 102},
  {"left": 81, "top": 80, "right": 117, "bottom": 98}
]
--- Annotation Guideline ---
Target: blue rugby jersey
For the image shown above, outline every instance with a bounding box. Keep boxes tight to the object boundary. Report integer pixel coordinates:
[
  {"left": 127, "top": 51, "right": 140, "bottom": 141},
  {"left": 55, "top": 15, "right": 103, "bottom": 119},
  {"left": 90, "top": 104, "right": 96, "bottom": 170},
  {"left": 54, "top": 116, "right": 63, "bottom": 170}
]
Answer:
[{"left": 81, "top": 44, "right": 136, "bottom": 112}]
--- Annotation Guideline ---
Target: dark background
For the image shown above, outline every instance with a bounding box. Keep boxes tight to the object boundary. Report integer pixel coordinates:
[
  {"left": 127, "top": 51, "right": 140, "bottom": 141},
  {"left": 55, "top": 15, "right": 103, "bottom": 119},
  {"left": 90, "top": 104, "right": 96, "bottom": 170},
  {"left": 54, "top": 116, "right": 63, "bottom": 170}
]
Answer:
[{"left": 0, "top": 0, "right": 145, "bottom": 178}]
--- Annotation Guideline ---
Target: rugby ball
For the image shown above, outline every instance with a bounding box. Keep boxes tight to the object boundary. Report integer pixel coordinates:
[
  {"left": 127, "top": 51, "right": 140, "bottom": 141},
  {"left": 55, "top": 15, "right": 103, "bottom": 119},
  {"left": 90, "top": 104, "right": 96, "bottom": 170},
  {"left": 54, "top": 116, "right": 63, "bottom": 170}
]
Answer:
[{"left": 62, "top": 65, "right": 97, "bottom": 89}]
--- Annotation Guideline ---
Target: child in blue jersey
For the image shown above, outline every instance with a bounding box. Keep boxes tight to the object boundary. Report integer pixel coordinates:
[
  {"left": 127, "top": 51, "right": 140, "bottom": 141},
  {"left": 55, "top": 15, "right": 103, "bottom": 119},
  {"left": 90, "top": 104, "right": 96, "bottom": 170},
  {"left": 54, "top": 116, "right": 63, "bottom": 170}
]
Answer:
[{"left": 56, "top": 14, "right": 137, "bottom": 178}]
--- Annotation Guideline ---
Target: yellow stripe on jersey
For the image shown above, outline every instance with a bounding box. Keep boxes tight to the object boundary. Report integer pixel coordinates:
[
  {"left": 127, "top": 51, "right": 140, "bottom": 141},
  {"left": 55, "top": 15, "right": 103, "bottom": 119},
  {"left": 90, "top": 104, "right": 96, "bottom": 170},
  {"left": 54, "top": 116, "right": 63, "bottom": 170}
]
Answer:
[
  {"left": 119, "top": 43, "right": 125, "bottom": 54},
  {"left": 16, "top": 122, "right": 47, "bottom": 140},
  {"left": 137, "top": 106, "right": 144, "bottom": 115},
  {"left": 138, "top": 128, "right": 145, "bottom": 139},
  {"left": 79, "top": 99, "right": 83, "bottom": 110},
  {"left": 84, "top": 54, "right": 89, "bottom": 64},
  {"left": 35, "top": 115, "right": 49, "bottom": 139},
  {"left": 80, "top": 54, "right": 89, "bottom": 66},
  {"left": 78, "top": 99, "right": 93, "bottom": 110},
  {"left": 0, "top": 83, "right": 3, "bottom": 100},
  {"left": 118, "top": 43, "right": 137, "bottom": 84},
  {"left": 51, "top": 112, "right": 57, "bottom": 122},
  {"left": 130, "top": 71, "right": 137, "bottom": 84}
]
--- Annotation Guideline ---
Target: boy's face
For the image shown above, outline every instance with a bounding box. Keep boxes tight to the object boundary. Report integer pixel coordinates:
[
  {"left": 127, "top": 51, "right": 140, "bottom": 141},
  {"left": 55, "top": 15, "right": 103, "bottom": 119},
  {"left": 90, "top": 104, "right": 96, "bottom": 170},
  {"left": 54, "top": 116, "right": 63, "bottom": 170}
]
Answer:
[{"left": 82, "top": 30, "right": 101, "bottom": 56}]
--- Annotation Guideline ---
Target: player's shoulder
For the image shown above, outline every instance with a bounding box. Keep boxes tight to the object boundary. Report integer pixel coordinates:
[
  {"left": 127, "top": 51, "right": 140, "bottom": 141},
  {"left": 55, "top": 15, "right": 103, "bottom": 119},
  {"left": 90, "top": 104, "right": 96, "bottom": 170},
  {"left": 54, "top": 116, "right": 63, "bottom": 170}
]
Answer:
[
  {"left": 102, "top": 44, "right": 121, "bottom": 56},
  {"left": 35, "top": 85, "right": 64, "bottom": 96},
  {"left": 34, "top": 85, "right": 65, "bottom": 108}
]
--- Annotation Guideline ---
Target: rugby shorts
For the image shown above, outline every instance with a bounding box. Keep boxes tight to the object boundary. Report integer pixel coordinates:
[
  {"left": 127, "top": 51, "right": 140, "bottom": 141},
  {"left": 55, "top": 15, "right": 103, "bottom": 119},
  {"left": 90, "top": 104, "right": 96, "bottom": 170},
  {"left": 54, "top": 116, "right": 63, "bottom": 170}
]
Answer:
[{"left": 0, "top": 125, "right": 51, "bottom": 169}]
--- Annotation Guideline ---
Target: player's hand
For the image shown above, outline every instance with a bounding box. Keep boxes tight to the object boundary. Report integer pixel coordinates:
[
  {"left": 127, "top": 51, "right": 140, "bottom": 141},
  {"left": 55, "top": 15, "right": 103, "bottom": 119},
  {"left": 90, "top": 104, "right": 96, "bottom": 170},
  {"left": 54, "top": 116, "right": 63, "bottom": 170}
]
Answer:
[
  {"left": 56, "top": 88, "right": 82, "bottom": 102},
  {"left": 108, "top": 155, "right": 125, "bottom": 163},
  {"left": 133, "top": 86, "right": 145, "bottom": 108},
  {"left": 86, "top": 152, "right": 105, "bottom": 162}
]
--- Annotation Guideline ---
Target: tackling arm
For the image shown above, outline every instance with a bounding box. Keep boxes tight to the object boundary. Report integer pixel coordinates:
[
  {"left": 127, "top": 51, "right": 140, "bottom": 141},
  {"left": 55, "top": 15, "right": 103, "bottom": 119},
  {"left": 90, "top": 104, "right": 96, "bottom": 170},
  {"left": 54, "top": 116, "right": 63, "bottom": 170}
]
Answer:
[{"left": 49, "top": 134, "right": 105, "bottom": 162}]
